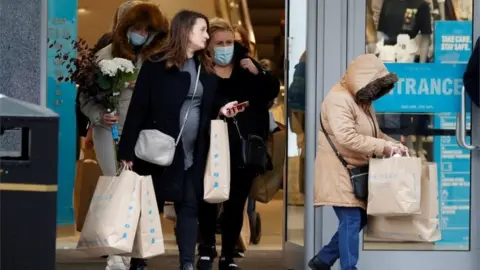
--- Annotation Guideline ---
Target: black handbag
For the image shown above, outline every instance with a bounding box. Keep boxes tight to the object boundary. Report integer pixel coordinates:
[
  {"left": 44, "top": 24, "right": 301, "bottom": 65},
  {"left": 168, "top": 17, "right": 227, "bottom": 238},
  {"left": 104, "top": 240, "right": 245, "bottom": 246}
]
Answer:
[
  {"left": 233, "top": 117, "right": 269, "bottom": 173},
  {"left": 319, "top": 113, "right": 377, "bottom": 201}
]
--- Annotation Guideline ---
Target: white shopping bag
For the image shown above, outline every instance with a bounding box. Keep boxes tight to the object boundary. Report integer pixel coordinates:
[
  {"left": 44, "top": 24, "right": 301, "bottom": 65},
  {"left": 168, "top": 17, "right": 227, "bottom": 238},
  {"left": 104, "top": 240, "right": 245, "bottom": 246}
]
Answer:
[
  {"left": 367, "top": 162, "right": 441, "bottom": 242},
  {"left": 204, "top": 120, "right": 231, "bottom": 203},
  {"left": 129, "top": 175, "right": 165, "bottom": 258},
  {"left": 367, "top": 155, "right": 422, "bottom": 216},
  {"left": 77, "top": 167, "right": 141, "bottom": 255}
]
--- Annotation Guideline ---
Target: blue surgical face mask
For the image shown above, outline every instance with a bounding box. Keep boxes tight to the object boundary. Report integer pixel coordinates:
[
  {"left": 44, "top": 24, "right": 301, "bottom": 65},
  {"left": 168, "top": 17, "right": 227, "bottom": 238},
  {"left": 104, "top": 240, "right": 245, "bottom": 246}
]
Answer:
[
  {"left": 128, "top": 31, "right": 148, "bottom": 46},
  {"left": 213, "top": 45, "right": 234, "bottom": 66}
]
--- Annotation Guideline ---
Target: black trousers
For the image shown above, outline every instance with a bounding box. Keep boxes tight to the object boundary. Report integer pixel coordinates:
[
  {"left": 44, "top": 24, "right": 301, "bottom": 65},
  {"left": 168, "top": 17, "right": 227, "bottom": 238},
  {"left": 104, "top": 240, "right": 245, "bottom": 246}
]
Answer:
[
  {"left": 131, "top": 168, "right": 199, "bottom": 268},
  {"left": 198, "top": 167, "right": 256, "bottom": 260}
]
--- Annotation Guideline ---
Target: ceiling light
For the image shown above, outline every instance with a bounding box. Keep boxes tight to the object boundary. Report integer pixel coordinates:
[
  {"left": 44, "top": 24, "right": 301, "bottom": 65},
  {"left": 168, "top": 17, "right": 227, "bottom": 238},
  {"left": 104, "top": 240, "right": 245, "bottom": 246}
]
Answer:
[{"left": 77, "top": 8, "right": 89, "bottom": 14}]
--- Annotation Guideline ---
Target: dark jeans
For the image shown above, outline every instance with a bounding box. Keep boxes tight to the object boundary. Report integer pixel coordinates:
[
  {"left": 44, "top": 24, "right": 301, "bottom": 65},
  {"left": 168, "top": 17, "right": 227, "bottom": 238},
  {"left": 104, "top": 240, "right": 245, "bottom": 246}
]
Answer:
[
  {"left": 131, "top": 168, "right": 198, "bottom": 268},
  {"left": 198, "top": 167, "right": 255, "bottom": 260},
  {"left": 317, "top": 207, "right": 367, "bottom": 270}
]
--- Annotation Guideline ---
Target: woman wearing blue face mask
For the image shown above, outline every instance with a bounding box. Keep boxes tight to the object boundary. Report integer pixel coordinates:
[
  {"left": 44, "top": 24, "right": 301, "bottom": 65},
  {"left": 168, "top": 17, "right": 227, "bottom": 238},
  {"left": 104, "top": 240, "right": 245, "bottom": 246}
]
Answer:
[
  {"left": 78, "top": 1, "right": 168, "bottom": 178},
  {"left": 196, "top": 18, "right": 280, "bottom": 270},
  {"left": 77, "top": 2, "right": 168, "bottom": 270}
]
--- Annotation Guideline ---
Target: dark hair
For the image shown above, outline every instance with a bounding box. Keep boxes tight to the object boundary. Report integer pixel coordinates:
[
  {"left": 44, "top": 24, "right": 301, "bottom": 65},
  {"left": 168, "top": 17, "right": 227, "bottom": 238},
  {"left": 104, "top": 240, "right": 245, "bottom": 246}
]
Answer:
[{"left": 159, "top": 10, "right": 213, "bottom": 72}]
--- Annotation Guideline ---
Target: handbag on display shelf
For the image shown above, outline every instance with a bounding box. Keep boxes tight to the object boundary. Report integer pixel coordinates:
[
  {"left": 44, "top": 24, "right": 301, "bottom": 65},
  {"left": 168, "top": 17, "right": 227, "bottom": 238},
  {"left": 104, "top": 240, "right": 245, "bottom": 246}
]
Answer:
[{"left": 134, "top": 65, "right": 201, "bottom": 166}]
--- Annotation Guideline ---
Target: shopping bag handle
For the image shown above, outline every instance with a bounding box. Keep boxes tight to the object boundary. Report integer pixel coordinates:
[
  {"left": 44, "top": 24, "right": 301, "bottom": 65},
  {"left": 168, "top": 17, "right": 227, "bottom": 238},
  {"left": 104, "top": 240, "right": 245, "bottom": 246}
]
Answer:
[
  {"left": 116, "top": 163, "right": 132, "bottom": 176},
  {"left": 388, "top": 149, "right": 410, "bottom": 158}
]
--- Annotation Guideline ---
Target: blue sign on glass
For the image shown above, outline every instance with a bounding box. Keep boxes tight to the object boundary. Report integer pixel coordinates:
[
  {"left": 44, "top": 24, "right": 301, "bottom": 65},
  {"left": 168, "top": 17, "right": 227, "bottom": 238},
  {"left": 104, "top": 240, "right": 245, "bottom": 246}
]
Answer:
[
  {"left": 434, "top": 21, "right": 473, "bottom": 64},
  {"left": 47, "top": 0, "right": 78, "bottom": 226},
  {"left": 433, "top": 113, "right": 471, "bottom": 247},
  {"left": 373, "top": 63, "right": 467, "bottom": 113}
]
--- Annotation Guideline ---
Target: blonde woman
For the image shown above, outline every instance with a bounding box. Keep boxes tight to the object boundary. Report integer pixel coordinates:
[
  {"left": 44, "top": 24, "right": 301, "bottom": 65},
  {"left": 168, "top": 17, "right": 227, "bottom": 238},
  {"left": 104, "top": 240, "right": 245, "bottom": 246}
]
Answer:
[{"left": 196, "top": 18, "right": 280, "bottom": 270}]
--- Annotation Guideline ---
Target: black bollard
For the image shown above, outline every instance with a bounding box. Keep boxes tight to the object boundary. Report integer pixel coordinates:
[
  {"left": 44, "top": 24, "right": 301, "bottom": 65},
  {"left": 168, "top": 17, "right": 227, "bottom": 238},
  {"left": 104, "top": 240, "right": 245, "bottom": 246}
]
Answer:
[{"left": 0, "top": 94, "right": 59, "bottom": 270}]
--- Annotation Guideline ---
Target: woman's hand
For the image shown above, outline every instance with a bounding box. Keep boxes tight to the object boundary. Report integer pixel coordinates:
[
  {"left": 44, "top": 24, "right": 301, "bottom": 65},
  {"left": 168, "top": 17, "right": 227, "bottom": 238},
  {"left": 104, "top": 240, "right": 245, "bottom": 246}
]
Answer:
[
  {"left": 219, "top": 101, "right": 243, "bottom": 118},
  {"left": 383, "top": 143, "right": 409, "bottom": 157},
  {"left": 102, "top": 113, "right": 119, "bottom": 127},
  {"left": 127, "top": 81, "right": 136, "bottom": 89},
  {"left": 240, "top": 58, "right": 259, "bottom": 75},
  {"left": 383, "top": 143, "right": 400, "bottom": 157},
  {"left": 396, "top": 144, "right": 409, "bottom": 155}
]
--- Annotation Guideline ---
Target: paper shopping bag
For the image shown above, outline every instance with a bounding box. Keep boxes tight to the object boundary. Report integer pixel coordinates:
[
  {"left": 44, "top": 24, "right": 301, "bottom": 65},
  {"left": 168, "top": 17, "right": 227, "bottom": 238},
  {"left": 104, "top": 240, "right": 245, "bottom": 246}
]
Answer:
[
  {"left": 163, "top": 202, "right": 176, "bottom": 222},
  {"left": 129, "top": 176, "right": 164, "bottom": 258},
  {"left": 251, "top": 129, "right": 286, "bottom": 203},
  {"left": 237, "top": 202, "right": 251, "bottom": 251},
  {"left": 287, "top": 156, "right": 304, "bottom": 205},
  {"left": 74, "top": 158, "right": 102, "bottom": 232},
  {"left": 77, "top": 168, "right": 141, "bottom": 255},
  {"left": 204, "top": 120, "right": 231, "bottom": 203},
  {"left": 367, "top": 162, "right": 441, "bottom": 242},
  {"left": 367, "top": 155, "right": 422, "bottom": 216}
]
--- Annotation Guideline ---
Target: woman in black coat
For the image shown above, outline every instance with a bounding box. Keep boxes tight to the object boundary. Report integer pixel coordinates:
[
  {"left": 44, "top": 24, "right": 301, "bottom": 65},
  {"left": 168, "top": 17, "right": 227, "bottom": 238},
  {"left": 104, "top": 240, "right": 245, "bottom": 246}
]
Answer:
[
  {"left": 196, "top": 18, "right": 280, "bottom": 270},
  {"left": 118, "top": 10, "right": 239, "bottom": 270}
]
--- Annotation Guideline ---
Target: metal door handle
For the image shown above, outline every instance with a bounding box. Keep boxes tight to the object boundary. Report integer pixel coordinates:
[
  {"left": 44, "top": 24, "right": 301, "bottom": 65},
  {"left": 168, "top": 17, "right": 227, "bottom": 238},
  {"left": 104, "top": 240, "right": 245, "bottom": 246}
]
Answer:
[{"left": 456, "top": 86, "right": 480, "bottom": 150}]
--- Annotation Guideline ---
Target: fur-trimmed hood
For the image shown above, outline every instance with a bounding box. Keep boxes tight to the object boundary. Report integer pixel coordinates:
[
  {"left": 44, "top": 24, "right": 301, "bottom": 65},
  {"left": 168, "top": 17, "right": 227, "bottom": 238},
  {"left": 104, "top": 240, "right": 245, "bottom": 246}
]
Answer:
[
  {"left": 340, "top": 54, "right": 398, "bottom": 103},
  {"left": 111, "top": 2, "right": 169, "bottom": 61}
]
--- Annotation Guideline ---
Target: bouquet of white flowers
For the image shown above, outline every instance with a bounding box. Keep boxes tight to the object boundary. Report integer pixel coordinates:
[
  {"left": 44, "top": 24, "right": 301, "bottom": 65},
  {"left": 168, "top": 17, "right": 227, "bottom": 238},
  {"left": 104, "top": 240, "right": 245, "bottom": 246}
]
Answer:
[{"left": 97, "top": 57, "right": 139, "bottom": 111}]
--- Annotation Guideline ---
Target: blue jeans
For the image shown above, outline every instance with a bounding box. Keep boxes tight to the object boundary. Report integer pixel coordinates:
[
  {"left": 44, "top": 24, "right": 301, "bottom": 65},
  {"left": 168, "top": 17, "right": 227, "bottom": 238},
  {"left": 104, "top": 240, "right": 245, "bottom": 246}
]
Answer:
[{"left": 317, "top": 207, "right": 367, "bottom": 270}]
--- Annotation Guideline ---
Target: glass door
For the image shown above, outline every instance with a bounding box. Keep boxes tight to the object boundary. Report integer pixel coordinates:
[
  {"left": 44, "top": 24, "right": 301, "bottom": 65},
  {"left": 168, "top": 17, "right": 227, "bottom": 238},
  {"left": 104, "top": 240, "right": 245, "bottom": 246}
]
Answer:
[
  {"left": 316, "top": 0, "right": 480, "bottom": 268},
  {"left": 283, "top": 0, "right": 317, "bottom": 269}
]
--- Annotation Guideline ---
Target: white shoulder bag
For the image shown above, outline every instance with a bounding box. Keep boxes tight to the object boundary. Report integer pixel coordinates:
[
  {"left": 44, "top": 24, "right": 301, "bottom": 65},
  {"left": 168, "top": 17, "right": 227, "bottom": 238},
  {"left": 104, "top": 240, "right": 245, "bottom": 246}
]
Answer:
[{"left": 134, "top": 65, "right": 201, "bottom": 166}]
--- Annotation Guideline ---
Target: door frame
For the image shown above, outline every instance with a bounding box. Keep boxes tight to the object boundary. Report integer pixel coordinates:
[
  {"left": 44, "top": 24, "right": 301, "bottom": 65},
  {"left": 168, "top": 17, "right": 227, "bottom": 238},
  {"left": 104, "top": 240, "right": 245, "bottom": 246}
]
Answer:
[{"left": 283, "top": 0, "right": 319, "bottom": 269}]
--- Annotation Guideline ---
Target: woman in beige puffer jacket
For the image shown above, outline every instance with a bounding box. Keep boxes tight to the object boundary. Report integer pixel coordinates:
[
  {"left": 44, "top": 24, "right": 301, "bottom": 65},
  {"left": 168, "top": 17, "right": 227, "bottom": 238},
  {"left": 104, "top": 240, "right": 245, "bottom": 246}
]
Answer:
[{"left": 308, "top": 54, "right": 407, "bottom": 270}]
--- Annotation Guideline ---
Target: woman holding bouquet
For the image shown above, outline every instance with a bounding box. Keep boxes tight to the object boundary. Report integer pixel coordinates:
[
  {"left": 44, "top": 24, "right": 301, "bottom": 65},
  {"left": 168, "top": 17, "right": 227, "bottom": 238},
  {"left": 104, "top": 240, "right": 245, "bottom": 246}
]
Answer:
[
  {"left": 78, "top": 1, "right": 169, "bottom": 177},
  {"left": 118, "top": 10, "right": 241, "bottom": 270},
  {"left": 77, "top": 2, "right": 169, "bottom": 270}
]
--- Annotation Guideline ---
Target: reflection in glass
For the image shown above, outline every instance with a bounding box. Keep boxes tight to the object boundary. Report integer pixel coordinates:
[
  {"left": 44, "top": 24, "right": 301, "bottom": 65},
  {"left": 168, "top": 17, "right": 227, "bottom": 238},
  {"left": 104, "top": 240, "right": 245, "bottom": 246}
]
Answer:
[
  {"left": 364, "top": 0, "right": 473, "bottom": 251},
  {"left": 286, "top": 51, "right": 306, "bottom": 245}
]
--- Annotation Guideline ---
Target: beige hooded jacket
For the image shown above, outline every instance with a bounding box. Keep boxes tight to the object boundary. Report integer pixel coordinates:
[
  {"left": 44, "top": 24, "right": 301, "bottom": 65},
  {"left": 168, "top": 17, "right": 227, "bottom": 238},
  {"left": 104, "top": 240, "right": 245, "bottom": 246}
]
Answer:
[{"left": 314, "top": 54, "right": 399, "bottom": 209}]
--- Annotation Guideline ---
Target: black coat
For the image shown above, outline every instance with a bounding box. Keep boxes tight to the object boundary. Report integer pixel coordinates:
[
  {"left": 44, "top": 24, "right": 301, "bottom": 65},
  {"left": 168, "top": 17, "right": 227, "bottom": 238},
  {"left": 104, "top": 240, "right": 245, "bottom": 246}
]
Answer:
[
  {"left": 216, "top": 42, "right": 280, "bottom": 168},
  {"left": 117, "top": 55, "right": 223, "bottom": 202}
]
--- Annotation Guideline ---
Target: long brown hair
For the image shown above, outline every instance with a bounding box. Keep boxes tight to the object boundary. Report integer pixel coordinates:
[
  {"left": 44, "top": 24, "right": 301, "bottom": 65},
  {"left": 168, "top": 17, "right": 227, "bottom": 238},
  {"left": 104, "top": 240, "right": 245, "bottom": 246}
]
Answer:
[{"left": 159, "top": 10, "right": 213, "bottom": 72}]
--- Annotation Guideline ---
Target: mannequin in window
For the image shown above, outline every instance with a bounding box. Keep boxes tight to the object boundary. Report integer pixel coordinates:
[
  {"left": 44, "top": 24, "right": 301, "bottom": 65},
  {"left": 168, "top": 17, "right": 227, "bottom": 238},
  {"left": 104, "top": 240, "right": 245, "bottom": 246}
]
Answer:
[{"left": 372, "top": 0, "right": 433, "bottom": 63}]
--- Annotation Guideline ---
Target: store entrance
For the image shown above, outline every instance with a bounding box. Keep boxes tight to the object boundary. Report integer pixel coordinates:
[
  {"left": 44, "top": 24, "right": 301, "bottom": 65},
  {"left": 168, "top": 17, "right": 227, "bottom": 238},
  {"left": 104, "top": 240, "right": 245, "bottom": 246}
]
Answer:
[{"left": 284, "top": 0, "right": 480, "bottom": 269}]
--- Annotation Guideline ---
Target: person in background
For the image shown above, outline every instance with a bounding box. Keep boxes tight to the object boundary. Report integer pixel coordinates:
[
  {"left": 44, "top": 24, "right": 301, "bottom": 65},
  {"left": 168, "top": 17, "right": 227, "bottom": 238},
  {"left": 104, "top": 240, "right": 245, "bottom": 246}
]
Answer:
[
  {"left": 260, "top": 58, "right": 280, "bottom": 133},
  {"left": 309, "top": 54, "right": 408, "bottom": 270},
  {"left": 196, "top": 17, "right": 280, "bottom": 270},
  {"left": 78, "top": 2, "right": 169, "bottom": 270},
  {"left": 117, "top": 10, "right": 240, "bottom": 270}
]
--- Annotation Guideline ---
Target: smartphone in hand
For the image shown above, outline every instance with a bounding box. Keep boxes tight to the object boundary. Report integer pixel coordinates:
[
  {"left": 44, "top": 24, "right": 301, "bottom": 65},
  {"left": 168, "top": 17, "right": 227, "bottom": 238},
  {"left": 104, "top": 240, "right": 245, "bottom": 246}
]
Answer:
[{"left": 233, "top": 101, "right": 249, "bottom": 111}]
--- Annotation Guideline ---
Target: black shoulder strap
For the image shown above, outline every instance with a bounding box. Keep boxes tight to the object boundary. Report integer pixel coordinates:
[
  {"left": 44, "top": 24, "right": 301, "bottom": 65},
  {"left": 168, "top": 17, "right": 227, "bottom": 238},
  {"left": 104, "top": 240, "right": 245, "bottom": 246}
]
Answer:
[{"left": 319, "top": 114, "right": 349, "bottom": 169}]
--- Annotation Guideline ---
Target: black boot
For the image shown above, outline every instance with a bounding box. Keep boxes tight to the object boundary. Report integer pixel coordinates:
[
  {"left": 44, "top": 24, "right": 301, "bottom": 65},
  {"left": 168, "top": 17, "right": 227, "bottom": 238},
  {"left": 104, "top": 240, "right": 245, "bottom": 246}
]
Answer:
[
  {"left": 196, "top": 245, "right": 216, "bottom": 270},
  {"left": 308, "top": 255, "right": 331, "bottom": 270},
  {"left": 219, "top": 257, "right": 240, "bottom": 270},
  {"left": 129, "top": 258, "right": 147, "bottom": 270}
]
